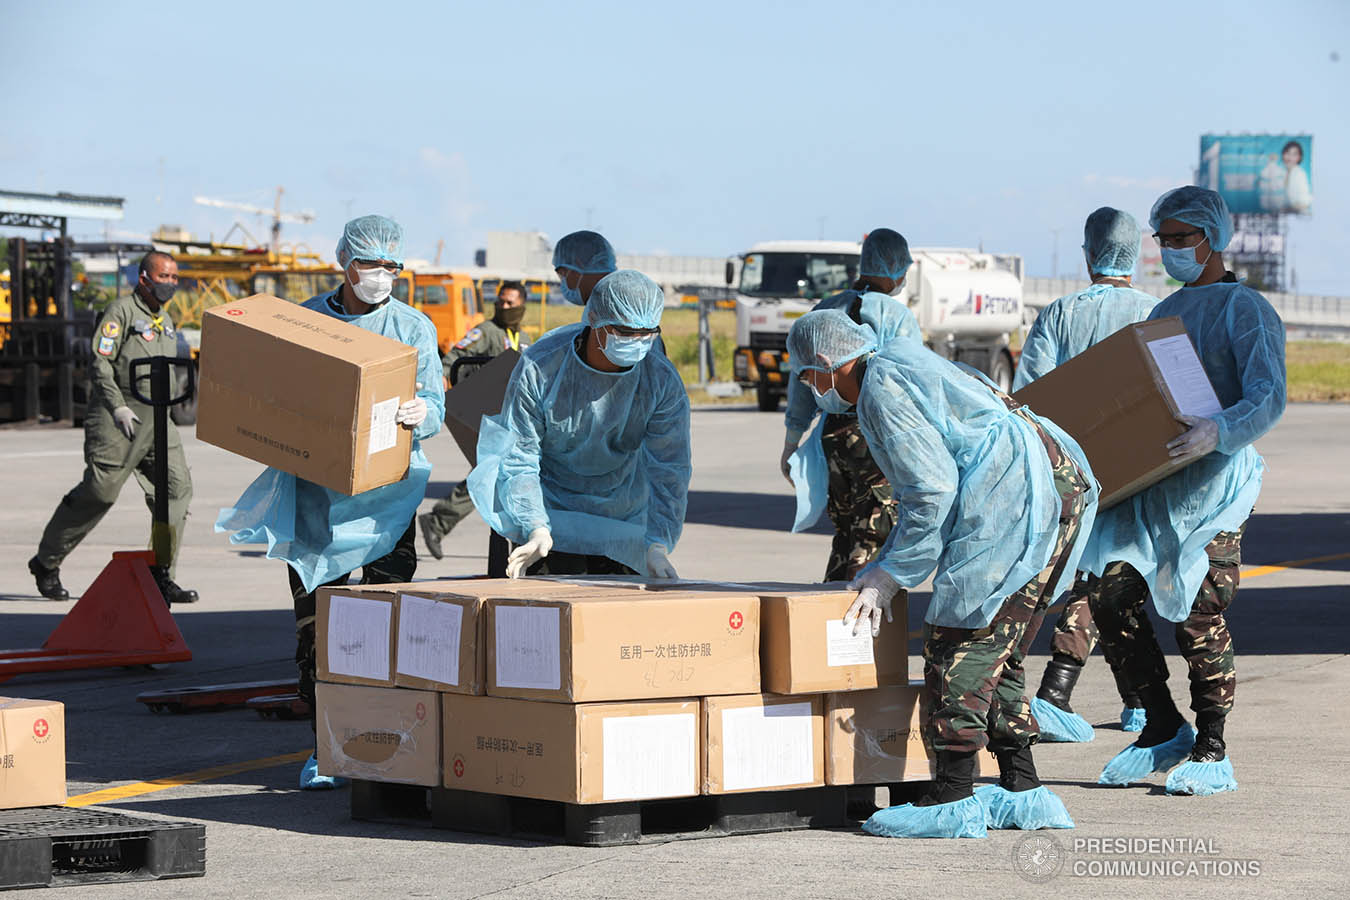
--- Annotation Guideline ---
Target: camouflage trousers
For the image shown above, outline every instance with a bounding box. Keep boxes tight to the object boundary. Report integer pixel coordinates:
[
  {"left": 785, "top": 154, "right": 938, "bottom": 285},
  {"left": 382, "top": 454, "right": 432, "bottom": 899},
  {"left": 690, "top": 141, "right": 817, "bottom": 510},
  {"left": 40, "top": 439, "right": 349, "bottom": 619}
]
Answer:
[
  {"left": 289, "top": 517, "right": 418, "bottom": 733},
  {"left": 1048, "top": 592, "right": 1098, "bottom": 664},
  {"left": 821, "top": 415, "right": 897, "bottom": 583},
  {"left": 921, "top": 424, "right": 1090, "bottom": 755},
  {"left": 1084, "top": 525, "right": 1245, "bottom": 717}
]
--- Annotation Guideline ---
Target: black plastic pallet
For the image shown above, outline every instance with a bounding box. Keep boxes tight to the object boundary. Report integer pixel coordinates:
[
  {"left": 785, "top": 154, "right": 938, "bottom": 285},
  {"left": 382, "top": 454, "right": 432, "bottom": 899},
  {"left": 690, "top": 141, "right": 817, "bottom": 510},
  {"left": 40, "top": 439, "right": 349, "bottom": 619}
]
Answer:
[
  {"left": 350, "top": 779, "right": 925, "bottom": 847},
  {"left": 0, "top": 806, "right": 205, "bottom": 891}
]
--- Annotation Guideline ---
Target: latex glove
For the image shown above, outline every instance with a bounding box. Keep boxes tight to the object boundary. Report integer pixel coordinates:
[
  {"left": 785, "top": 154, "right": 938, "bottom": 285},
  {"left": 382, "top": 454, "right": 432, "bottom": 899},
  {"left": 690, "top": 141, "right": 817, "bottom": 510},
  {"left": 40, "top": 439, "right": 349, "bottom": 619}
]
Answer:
[
  {"left": 112, "top": 406, "right": 141, "bottom": 440},
  {"left": 506, "top": 527, "right": 552, "bottom": 579},
  {"left": 397, "top": 384, "right": 427, "bottom": 428},
  {"left": 1167, "top": 415, "right": 1219, "bottom": 461},
  {"left": 845, "top": 568, "right": 901, "bottom": 637},
  {"left": 646, "top": 543, "right": 678, "bottom": 579},
  {"left": 779, "top": 440, "right": 797, "bottom": 485}
]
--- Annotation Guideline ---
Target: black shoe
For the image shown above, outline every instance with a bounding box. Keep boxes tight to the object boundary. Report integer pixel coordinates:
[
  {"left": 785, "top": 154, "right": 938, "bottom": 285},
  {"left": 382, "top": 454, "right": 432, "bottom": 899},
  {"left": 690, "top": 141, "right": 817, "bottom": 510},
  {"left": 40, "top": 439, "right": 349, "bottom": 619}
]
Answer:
[
  {"left": 418, "top": 513, "right": 444, "bottom": 561},
  {"left": 152, "top": 568, "right": 198, "bottom": 605},
  {"left": 914, "top": 749, "right": 977, "bottom": 806},
  {"left": 28, "top": 556, "right": 70, "bottom": 601},
  {"left": 992, "top": 745, "right": 1042, "bottom": 792},
  {"left": 1111, "top": 665, "right": 1143, "bottom": 710},
  {"left": 1189, "top": 711, "right": 1227, "bottom": 762},
  {"left": 1134, "top": 682, "right": 1187, "bottom": 748},
  {"left": 1035, "top": 654, "right": 1084, "bottom": 714}
]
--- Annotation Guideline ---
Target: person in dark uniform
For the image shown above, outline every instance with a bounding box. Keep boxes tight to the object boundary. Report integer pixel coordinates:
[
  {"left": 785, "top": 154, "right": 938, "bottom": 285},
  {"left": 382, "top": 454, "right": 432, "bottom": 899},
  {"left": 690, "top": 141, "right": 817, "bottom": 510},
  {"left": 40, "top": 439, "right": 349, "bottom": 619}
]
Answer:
[{"left": 29, "top": 251, "right": 197, "bottom": 604}]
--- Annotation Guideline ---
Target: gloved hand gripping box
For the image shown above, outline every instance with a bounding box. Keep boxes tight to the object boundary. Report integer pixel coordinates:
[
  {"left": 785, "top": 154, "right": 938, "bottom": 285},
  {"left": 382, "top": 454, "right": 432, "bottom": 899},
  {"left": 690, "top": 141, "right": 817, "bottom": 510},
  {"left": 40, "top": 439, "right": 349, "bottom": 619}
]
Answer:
[
  {"left": 198, "top": 293, "right": 417, "bottom": 495},
  {"left": 1011, "top": 316, "right": 1223, "bottom": 509}
]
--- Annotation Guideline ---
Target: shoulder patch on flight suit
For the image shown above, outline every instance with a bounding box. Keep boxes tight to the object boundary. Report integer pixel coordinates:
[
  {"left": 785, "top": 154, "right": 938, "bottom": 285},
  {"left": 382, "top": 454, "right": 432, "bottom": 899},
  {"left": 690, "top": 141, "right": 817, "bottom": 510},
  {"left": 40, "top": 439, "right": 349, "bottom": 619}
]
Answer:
[
  {"left": 454, "top": 328, "right": 482, "bottom": 350},
  {"left": 101, "top": 320, "right": 120, "bottom": 338},
  {"left": 97, "top": 336, "right": 116, "bottom": 356}
]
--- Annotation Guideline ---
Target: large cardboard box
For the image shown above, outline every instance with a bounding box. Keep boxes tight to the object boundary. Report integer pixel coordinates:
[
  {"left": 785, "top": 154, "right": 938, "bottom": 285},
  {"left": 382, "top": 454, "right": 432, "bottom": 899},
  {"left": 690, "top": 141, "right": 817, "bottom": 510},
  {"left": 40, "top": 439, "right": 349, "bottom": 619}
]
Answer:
[
  {"left": 702, "top": 694, "right": 824, "bottom": 794},
  {"left": 198, "top": 293, "right": 418, "bottom": 495},
  {"left": 760, "top": 590, "right": 909, "bottom": 694},
  {"left": 485, "top": 592, "right": 760, "bottom": 703},
  {"left": 316, "top": 588, "right": 398, "bottom": 687},
  {"left": 442, "top": 694, "right": 700, "bottom": 804},
  {"left": 1012, "top": 316, "right": 1223, "bottom": 509},
  {"left": 442, "top": 348, "right": 520, "bottom": 465},
  {"left": 824, "top": 684, "right": 998, "bottom": 785},
  {"left": 0, "top": 698, "right": 65, "bottom": 809},
  {"left": 316, "top": 683, "right": 440, "bottom": 786}
]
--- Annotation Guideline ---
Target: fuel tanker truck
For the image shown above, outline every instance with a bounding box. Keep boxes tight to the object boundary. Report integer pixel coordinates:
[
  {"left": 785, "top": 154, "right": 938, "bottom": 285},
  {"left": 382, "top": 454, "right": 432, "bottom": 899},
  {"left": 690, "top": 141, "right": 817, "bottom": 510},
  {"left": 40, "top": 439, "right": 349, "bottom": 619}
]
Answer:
[{"left": 729, "top": 240, "right": 1023, "bottom": 411}]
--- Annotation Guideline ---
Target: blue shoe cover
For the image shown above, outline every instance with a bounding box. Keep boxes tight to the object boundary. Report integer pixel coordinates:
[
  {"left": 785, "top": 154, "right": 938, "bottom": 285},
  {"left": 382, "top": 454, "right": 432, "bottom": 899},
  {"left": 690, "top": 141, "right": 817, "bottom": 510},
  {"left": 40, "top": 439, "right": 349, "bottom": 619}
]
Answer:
[
  {"left": 862, "top": 795, "right": 987, "bottom": 838},
  {"left": 1098, "top": 723, "right": 1196, "bottom": 785},
  {"left": 1165, "top": 757, "right": 1237, "bottom": 796},
  {"left": 300, "top": 753, "right": 348, "bottom": 790},
  {"left": 1030, "top": 696, "right": 1095, "bottom": 743},
  {"left": 974, "top": 784, "right": 1075, "bottom": 830},
  {"left": 1120, "top": 706, "right": 1147, "bottom": 732}
]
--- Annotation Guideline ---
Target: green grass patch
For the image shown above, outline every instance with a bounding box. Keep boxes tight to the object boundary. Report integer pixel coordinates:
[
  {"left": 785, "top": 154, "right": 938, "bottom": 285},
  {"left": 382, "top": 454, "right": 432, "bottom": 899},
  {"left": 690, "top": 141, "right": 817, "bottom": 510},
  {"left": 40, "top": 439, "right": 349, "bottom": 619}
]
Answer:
[{"left": 1287, "top": 341, "right": 1350, "bottom": 402}]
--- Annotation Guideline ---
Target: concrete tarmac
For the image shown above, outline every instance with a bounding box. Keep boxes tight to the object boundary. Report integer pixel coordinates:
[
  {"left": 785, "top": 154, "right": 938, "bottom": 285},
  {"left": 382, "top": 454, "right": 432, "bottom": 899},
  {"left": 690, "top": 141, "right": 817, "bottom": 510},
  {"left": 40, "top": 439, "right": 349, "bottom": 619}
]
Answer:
[{"left": 0, "top": 404, "right": 1346, "bottom": 898}]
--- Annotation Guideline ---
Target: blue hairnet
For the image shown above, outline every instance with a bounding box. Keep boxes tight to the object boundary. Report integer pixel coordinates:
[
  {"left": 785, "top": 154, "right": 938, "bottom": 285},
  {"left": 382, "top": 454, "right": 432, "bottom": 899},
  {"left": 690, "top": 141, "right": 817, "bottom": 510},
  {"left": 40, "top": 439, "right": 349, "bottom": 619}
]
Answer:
[
  {"left": 787, "top": 308, "right": 878, "bottom": 374},
  {"left": 1149, "top": 187, "right": 1233, "bottom": 252},
  {"left": 336, "top": 215, "right": 405, "bottom": 268},
  {"left": 552, "top": 230, "right": 617, "bottom": 274},
  {"left": 859, "top": 228, "right": 913, "bottom": 280},
  {"left": 1082, "top": 207, "right": 1141, "bottom": 277},
  {"left": 585, "top": 270, "right": 664, "bottom": 331}
]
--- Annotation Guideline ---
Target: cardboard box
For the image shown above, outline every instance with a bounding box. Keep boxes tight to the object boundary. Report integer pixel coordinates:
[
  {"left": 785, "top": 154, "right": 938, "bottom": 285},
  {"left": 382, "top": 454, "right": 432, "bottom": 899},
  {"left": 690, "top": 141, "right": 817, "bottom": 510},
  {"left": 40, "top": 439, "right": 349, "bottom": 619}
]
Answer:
[
  {"left": 198, "top": 293, "right": 418, "bottom": 495},
  {"left": 702, "top": 694, "right": 824, "bottom": 794},
  {"left": 1012, "top": 316, "right": 1223, "bottom": 509},
  {"left": 442, "top": 694, "right": 700, "bottom": 804},
  {"left": 760, "top": 590, "right": 909, "bottom": 694},
  {"left": 485, "top": 592, "right": 760, "bottom": 703},
  {"left": 442, "top": 348, "right": 520, "bottom": 465},
  {"left": 824, "top": 684, "right": 999, "bottom": 785},
  {"left": 0, "top": 698, "right": 66, "bottom": 809},
  {"left": 316, "top": 588, "right": 398, "bottom": 687},
  {"left": 316, "top": 683, "right": 440, "bottom": 786}
]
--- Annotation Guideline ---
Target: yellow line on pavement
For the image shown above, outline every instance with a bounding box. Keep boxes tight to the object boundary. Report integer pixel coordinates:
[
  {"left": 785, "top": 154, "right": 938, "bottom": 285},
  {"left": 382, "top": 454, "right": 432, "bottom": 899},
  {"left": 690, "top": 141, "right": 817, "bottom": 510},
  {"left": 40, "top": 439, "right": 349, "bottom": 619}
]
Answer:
[{"left": 65, "top": 750, "right": 310, "bottom": 808}]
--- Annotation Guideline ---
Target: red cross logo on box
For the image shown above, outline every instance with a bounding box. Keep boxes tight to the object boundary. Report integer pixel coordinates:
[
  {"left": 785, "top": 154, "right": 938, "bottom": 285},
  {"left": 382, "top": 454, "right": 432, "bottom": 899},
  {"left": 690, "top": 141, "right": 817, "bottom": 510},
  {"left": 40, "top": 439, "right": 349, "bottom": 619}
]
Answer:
[
  {"left": 226, "top": 309, "right": 245, "bottom": 316},
  {"left": 728, "top": 611, "right": 743, "bottom": 631},
  {"left": 33, "top": 719, "right": 49, "bottom": 738},
  {"left": 415, "top": 702, "right": 426, "bottom": 721},
  {"left": 452, "top": 755, "right": 465, "bottom": 778}
]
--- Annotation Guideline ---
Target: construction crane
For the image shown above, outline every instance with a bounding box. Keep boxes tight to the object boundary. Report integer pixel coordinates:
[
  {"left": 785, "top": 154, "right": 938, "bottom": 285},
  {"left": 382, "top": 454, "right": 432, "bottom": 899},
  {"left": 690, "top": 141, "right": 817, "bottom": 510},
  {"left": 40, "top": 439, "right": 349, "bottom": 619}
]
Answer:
[{"left": 193, "top": 187, "right": 315, "bottom": 253}]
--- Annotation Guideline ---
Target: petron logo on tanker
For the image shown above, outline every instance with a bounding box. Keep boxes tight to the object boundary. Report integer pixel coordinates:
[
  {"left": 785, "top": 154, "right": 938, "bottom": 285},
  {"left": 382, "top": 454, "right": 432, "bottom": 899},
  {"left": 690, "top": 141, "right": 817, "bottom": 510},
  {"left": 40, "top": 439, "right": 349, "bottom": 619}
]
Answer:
[{"left": 952, "top": 289, "right": 1018, "bottom": 317}]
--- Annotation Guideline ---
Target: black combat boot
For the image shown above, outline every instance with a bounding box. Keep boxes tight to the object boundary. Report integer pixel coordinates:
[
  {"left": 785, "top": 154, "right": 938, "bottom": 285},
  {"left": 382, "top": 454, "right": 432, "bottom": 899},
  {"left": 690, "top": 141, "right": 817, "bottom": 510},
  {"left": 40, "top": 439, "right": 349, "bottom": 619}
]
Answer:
[
  {"left": 1134, "top": 682, "right": 1187, "bottom": 748},
  {"left": 1035, "top": 654, "right": 1084, "bottom": 713},
  {"left": 418, "top": 513, "right": 445, "bottom": 561},
  {"left": 913, "top": 749, "right": 978, "bottom": 806},
  {"left": 1112, "top": 666, "right": 1144, "bottom": 711},
  {"left": 152, "top": 568, "right": 199, "bottom": 605},
  {"left": 1188, "top": 711, "right": 1227, "bottom": 762},
  {"left": 993, "top": 745, "right": 1042, "bottom": 792},
  {"left": 28, "top": 556, "right": 70, "bottom": 601}
]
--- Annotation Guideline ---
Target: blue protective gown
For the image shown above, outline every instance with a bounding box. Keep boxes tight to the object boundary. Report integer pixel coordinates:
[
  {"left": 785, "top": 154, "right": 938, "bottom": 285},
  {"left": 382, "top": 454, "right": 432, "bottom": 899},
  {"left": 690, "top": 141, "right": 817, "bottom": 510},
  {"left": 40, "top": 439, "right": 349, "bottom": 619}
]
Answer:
[
  {"left": 785, "top": 291, "right": 922, "bottom": 532},
  {"left": 852, "top": 345, "right": 1100, "bottom": 629},
  {"left": 216, "top": 291, "right": 446, "bottom": 592},
  {"left": 467, "top": 323, "right": 692, "bottom": 574},
  {"left": 1013, "top": 283, "right": 1160, "bottom": 390},
  {"left": 1079, "top": 280, "right": 1286, "bottom": 621}
]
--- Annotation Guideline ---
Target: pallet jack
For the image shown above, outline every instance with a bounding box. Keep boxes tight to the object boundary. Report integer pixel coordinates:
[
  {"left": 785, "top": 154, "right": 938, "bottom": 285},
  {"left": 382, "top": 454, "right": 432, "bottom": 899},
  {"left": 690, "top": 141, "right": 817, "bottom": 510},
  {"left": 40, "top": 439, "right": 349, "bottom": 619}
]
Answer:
[{"left": 0, "top": 357, "right": 195, "bottom": 681}]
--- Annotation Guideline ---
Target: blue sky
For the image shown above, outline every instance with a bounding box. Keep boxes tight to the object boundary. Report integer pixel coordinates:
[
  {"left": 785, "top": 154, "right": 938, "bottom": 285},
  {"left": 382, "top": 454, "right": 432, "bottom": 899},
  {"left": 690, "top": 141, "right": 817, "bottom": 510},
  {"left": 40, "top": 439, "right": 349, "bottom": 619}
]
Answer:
[{"left": 3, "top": 0, "right": 1347, "bottom": 291}]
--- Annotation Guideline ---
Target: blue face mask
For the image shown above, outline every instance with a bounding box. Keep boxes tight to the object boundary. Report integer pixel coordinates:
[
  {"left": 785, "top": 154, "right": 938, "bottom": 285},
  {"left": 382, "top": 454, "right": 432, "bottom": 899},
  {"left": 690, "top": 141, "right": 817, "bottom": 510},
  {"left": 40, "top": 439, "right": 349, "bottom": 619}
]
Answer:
[
  {"left": 560, "top": 271, "right": 585, "bottom": 305},
  {"left": 809, "top": 374, "right": 854, "bottom": 414},
  {"left": 1161, "top": 242, "right": 1212, "bottom": 283},
  {"left": 600, "top": 331, "right": 656, "bottom": 368}
]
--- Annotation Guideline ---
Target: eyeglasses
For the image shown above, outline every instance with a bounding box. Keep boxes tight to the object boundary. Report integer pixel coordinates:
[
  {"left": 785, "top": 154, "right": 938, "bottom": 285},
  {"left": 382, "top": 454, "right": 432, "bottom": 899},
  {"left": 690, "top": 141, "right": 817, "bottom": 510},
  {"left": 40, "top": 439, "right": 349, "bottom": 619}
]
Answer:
[
  {"left": 1152, "top": 229, "right": 1205, "bottom": 249},
  {"left": 354, "top": 259, "right": 402, "bottom": 273},
  {"left": 603, "top": 324, "right": 661, "bottom": 338}
]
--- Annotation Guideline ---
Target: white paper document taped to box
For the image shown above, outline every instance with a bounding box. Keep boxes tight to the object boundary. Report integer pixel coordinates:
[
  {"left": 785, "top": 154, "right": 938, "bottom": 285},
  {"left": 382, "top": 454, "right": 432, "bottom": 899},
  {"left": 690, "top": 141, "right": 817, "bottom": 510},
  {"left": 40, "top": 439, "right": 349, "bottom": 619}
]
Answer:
[
  {"left": 327, "top": 595, "right": 392, "bottom": 680},
  {"left": 368, "top": 397, "right": 400, "bottom": 455},
  {"left": 1146, "top": 336, "right": 1223, "bottom": 418},
  {"left": 396, "top": 594, "right": 462, "bottom": 685},
  {"left": 825, "top": 618, "right": 875, "bottom": 667},
  {"left": 721, "top": 702, "right": 815, "bottom": 790},
  {"left": 602, "top": 713, "right": 697, "bottom": 800},
  {"left": 495, "top": 606, "right": 561, "bottom": 690}
]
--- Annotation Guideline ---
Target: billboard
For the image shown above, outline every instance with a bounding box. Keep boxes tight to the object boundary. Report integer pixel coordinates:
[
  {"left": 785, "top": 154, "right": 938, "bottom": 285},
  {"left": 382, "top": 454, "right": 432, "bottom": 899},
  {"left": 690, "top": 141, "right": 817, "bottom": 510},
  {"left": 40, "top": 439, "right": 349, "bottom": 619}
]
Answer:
[{"left": 1198, "top": 134, "right": 1312, "bottom": 215}]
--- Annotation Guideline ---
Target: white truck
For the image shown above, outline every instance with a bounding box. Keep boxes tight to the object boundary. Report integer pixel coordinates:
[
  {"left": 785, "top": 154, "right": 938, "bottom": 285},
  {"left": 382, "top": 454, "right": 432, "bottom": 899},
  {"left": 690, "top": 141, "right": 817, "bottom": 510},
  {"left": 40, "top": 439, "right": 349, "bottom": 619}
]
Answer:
[{"left": 729, "top": 240, "right": 1023, "bottom": 410}]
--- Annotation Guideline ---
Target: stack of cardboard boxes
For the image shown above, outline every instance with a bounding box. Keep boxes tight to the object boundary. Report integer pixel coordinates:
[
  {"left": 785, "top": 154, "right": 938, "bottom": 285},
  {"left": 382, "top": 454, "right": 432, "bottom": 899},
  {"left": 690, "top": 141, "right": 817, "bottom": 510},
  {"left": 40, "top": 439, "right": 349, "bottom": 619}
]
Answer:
[{"left": 315, "top": 578, "right": 992, "bottom": 806}]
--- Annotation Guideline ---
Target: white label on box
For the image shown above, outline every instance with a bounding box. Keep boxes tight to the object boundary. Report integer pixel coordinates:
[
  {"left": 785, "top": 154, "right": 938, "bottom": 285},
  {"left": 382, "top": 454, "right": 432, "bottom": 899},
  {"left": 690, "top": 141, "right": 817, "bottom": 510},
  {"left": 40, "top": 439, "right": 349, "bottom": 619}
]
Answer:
[
  {"left": 1146, "top": 335, "right": 1224, "bottom": 418},
  {"left": 495, "top": 606, "right": 561, "bottom": 690},
  {"left": 326, "top": 595, "right": 391, "bottom": 681},
  {"left": 825, "top": 618, "right": 876, "bottom": 667},
  {"left": 368, "top": 397, "right": 400, "bottom": 455},
  {"left": 601, "top": 713, "right": 697, "bottom": 800},
  {"left": 396, "top": 594, "right": 462, "bottom": 686},
  {"left": 720, "top": 701, "right": 815, "bottom": 791}
]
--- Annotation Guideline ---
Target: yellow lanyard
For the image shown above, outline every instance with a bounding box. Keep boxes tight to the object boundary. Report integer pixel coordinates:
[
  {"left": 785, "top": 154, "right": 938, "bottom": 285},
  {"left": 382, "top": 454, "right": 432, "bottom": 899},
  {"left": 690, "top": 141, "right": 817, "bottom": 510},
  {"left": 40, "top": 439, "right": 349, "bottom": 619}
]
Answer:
[{"left": 506, "top": 330, "right": 520, "bottom": 351}]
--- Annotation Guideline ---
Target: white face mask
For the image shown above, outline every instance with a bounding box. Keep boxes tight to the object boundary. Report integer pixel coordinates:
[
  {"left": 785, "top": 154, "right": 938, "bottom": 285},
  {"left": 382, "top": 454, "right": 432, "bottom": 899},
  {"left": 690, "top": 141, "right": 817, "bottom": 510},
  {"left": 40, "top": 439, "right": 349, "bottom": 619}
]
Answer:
[{"left": 351, "top": 267, "right": 395, "bottom": 305}]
